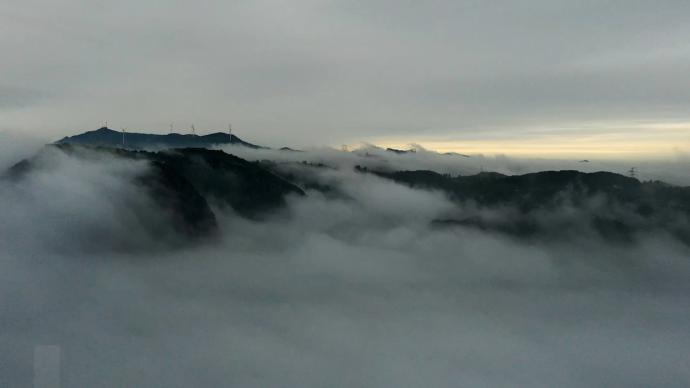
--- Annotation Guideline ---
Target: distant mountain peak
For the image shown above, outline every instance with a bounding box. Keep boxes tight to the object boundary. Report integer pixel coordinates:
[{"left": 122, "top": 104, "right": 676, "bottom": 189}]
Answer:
[{"left": 57, "top": 127, "right": 266, "bottom": 150}]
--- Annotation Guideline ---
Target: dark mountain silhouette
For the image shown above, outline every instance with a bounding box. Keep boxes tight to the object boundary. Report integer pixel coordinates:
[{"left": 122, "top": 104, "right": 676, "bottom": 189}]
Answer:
[
  {"left": 57, "top": 127, "right": 265, "bottom": 150},
  {"left": 362, "top": 167, "right": 690, "bottom": 244},
  {"left": 6, "top": 141, "right": 690, "bottom": 246},
  {"left": 386, "top": 147, "right": 416, "bottom": 154},
  {"left": 5, "top": 144, "right": 219, "bottom": 242},
  {"left": 280, "top": 147, "right": 303, "bottom": 152},
  {"left": 5, "top": 144, "right": 305, "bottom": 241},
  {"left": 260, "top": 160, "right": 341, "bottom": 198},
  {"left": 152, "top": 148, "right": 305, "bottom": 217}
]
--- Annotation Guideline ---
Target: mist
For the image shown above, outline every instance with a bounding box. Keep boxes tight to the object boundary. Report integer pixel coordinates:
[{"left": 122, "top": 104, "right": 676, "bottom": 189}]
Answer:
[
  {"left": 1, "top": 140, "right": 690, "bottom": 387},
  {"left": 220, "top": 143, "right": 690, "bottom": 186},
  {"left": 0, "top": 130, "right": 46, "bottom": 171}
]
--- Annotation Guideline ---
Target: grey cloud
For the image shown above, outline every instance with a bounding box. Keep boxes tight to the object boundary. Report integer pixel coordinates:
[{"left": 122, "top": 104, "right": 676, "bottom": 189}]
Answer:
[
  {"left": 2, "top": 1, "right": 690, "bottom": 146},
  {"left": 1, "top": 138, "right": 690, "bottom": 386},
  {"left": 0, "top": 130, "right": 46, "bottom": 170}
]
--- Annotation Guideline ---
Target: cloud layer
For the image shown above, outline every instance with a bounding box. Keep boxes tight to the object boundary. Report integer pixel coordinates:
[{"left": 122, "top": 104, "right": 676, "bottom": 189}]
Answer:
[
  {"left": 1, "top": 141, "right": 689, "bottom": 387},
  {"left": 2, "top": 1, "right": 690, "bottom": 150}
]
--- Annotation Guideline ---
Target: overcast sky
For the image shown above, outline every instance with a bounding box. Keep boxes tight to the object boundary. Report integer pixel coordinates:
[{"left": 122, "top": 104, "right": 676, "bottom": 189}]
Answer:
[{"left": 2, "top": 0, "right": 690, "bottom": 156}]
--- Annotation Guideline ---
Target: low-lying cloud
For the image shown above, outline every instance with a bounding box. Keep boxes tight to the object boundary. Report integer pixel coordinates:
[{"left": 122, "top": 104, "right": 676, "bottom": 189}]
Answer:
[
  {"left": 0, "top": 130, "right": 46, "bottom": 171},
  {"left": 1, "top": 140, "right": 689, "bottom": 387},
  {"left": 221, "top": 143, "right": 690, "bottom": 186}
]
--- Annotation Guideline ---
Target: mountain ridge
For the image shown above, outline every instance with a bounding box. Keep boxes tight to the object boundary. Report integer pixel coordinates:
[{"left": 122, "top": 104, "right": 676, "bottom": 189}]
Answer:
[
  {"left": 4, "top": 144, "right": 305, "bottom": 246},
  {"left": 361, "top": 167, "right": 690, "bottom": 244},
  {"left": 5, "top": 140, "right": 689, "bottom": 247},
  {"left": 57, "top": 127, "right": 265, "bottom": 150}
]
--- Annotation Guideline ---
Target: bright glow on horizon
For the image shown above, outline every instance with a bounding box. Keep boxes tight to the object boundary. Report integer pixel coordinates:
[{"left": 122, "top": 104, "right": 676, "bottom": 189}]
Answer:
[{"left": 366, "top": 121, "right": 690, "bottom": 159}]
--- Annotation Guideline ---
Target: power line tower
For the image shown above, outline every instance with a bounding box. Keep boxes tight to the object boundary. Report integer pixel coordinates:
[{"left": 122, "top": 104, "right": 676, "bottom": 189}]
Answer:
[
  {"left": 191, "top": 124, "right": 196, "bottom": 135},
  {"left": 228, "top": 123, "right": 232, "bottom": 136},
  {"left": 121, "top": 128, "right": 126, "bottom": 147},
  {"left": 628, "top": 167, "right": 637, "bottom": 179}
]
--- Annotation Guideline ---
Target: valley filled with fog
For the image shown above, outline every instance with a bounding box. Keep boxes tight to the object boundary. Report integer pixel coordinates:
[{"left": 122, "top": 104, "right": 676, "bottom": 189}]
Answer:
[{"left": 1, "top": 138, "right": 689, "bottom": 387}]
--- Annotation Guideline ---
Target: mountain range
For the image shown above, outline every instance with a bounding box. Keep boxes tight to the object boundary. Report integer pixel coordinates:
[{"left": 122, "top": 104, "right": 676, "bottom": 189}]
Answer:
[
  {"left": 57, "top": 127, "right": 264, "bottom": 150},
  {"left": 363, "top": 167, "right": 690, "bottom": 244},
  {"left": 5, "top": 129, "right": 690, "bottom": 247},
  {"left": 5, "top": 144, "right": 304, "bottom": 243}
]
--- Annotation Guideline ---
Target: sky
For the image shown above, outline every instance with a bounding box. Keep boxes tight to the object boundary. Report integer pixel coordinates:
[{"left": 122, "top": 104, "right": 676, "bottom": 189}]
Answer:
[{"left": 2, "top": 0, "right": 690, "bottom": 157}]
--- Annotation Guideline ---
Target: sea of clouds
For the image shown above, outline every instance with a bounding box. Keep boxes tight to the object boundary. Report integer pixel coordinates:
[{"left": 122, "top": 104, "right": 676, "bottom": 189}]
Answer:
[{"left": 1, "top": 138, "right": 689, "bottom": 387}]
